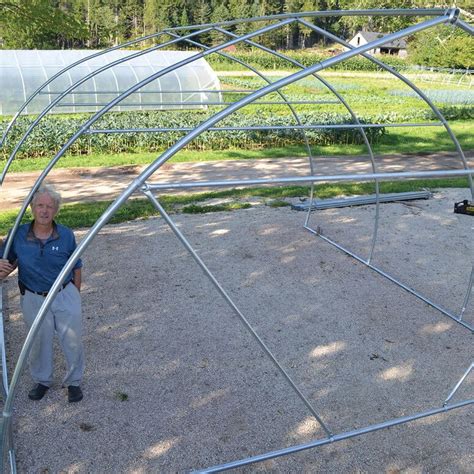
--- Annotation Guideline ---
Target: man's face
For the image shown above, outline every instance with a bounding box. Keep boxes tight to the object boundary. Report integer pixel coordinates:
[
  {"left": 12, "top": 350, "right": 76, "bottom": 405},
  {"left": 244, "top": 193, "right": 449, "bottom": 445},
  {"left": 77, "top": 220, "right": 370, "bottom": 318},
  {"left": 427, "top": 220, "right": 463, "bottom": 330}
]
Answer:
[{"left": 31, "top": 193, "right": 58, "bottom": 226}]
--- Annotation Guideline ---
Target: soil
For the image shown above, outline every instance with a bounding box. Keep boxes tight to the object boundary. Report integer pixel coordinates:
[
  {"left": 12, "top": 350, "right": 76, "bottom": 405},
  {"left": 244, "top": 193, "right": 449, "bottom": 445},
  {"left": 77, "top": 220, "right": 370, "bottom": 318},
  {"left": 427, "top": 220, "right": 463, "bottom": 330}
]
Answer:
[
  {"left": 1, "top": 151, "right": 473, "bottom": 211},
  {"left": 1, "top": 187, "right": 473, "bottom": 472}
]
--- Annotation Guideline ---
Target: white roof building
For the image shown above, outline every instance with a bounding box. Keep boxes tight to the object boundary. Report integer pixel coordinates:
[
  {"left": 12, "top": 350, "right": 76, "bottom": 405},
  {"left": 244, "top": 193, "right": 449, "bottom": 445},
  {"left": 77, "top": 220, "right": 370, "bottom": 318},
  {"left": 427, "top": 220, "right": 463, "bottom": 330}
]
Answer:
[{"left": 347, "top": 31, "right": 407, "bottom": 57}]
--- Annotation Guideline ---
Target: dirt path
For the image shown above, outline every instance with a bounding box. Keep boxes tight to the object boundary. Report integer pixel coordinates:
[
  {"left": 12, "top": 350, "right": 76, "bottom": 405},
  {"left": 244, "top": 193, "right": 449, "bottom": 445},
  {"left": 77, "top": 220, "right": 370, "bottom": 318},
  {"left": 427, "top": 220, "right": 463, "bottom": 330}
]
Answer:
[{"left": 1, "top": 151, "right": 472, "bottom": 211}]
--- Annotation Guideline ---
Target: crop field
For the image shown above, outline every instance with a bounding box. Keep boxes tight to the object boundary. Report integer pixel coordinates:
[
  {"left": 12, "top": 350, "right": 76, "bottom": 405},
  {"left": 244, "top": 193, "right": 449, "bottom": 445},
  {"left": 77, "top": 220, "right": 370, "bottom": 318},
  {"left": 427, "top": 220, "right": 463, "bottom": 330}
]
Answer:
[
  {"left": 219, "top": 71, "right": 474, "bottom": 117},
  {"left": 0, "top": 70, "right": 472, "bottom": 165}
]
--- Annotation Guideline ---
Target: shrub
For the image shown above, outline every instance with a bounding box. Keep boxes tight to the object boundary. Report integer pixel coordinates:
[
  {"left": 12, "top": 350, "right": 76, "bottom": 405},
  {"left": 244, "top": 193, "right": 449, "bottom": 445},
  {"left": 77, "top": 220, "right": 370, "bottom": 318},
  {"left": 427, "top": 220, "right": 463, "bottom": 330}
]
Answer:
[
  {"left": 208, "top": 49, "right": 408, "bottom": 72},
  {"left": 408, "top": 26, "right": 473, "bottom": 70}
]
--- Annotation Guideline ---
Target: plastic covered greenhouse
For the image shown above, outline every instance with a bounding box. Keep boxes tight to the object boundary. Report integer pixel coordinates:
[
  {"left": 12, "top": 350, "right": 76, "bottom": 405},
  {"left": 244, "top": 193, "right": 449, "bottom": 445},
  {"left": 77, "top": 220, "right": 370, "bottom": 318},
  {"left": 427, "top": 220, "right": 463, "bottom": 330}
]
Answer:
[{"left": 0, "top": 50, "right": 221, "bottom": 115}]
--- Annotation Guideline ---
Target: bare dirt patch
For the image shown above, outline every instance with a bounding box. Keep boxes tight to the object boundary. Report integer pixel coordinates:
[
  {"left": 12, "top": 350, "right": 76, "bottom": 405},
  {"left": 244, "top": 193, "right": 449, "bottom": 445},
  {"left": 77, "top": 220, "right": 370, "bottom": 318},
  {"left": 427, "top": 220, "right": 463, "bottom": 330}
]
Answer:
[{"left": 1, "top": 152, "right": 472, "bottom": 211}]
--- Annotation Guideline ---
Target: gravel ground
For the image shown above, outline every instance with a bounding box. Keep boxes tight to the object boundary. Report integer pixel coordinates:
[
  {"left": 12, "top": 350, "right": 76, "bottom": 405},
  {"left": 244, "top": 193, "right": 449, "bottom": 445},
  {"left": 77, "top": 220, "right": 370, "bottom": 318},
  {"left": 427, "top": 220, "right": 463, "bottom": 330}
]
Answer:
[{"left": 3, "top": 188, "right": 473, "bottom": 473}]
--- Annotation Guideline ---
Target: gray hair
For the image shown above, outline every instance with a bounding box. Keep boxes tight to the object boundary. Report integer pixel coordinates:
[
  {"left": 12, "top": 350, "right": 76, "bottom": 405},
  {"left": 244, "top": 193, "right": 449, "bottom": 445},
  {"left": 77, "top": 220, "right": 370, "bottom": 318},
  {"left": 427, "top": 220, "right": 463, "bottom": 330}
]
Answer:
[{"left": 31, "top": 184, "right": 62, "bottom": 210}]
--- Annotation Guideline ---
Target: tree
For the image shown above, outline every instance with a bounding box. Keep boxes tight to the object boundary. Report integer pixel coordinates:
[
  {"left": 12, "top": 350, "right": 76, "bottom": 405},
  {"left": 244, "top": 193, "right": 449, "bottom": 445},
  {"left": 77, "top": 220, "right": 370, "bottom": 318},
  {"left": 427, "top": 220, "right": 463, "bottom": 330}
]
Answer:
[
  {"left": 338, "top": 0, "right": 420, "bottom": 36},
  {"left": 86, "top": 0, "right": 117, "bottom": 47},
  {"left": 284, "top": 0, "right": 304, "bottom": 49},
  {"left": 210, "top": 1, "right": 231, "bottom": 46},
  {"left": 298, "top": 0, "right": 320, "bottom": 48},
  {"left": 143, "top": 0, "right": 159, "bottom": 37},
  {"left": 193, "top": 0, "right": 212, "bottom": 46},
  {"left": 409, "top": 24, "right": 473, "bottom": 69},
  {"left": 1, "top": 0, "right": 471, "bottom": 52},
  {"left": 226, "top": 0, "right": 253, "bottom": 38},
  {"left": 117, "top": 0, "right": 144, "bottom": 42},
  {"left": 0, "top": 0, "right": 87, "bottom": 49}
]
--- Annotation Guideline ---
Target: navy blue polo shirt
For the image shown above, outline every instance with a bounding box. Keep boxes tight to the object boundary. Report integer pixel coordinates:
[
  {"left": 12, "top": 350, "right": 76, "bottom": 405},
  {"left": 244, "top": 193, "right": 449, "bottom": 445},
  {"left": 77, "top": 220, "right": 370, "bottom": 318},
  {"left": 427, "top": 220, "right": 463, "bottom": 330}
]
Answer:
[{"left": 1, "top": 221, "right": 82, "bottom": 293}]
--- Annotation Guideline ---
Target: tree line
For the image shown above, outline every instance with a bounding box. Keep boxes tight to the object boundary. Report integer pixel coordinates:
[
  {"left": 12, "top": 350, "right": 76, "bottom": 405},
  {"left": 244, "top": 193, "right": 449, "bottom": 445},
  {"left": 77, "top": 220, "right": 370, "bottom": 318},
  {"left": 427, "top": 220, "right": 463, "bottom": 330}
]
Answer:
[{"left": 0, "top": 1, "right": 472, "bottom": 68}]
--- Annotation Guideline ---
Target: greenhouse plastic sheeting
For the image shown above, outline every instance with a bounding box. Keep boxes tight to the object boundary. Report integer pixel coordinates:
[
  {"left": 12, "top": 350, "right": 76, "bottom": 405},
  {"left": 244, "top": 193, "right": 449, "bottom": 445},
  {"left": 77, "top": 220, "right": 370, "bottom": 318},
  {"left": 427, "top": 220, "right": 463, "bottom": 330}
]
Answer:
[{"left": 0, "top": 50, "right": 221, "bottom": 115}]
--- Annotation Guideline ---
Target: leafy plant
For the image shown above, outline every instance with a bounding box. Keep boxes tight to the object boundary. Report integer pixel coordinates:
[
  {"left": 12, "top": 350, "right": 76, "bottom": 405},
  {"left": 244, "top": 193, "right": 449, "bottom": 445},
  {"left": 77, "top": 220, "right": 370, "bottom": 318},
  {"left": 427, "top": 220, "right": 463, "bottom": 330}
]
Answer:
[
  {"left": 208, "top": 48, "right": 409, "bottom": 72},
  {"left": 0, "top": 110, "right": 386, "bottom": 159},
  {"left": 408, "top": 26, "right": 473, "bottom": 70},
  {"left": 115, "top": 391, "right": 129, "bottom": 402}
]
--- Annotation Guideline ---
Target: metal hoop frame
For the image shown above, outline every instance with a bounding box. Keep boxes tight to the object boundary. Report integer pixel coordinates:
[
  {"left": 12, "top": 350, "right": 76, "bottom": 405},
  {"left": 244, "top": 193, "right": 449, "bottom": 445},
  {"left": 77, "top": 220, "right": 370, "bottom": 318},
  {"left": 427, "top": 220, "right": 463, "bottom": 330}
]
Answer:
[{"left": 0, "top": 8, "right": 472, "bottom": 472}]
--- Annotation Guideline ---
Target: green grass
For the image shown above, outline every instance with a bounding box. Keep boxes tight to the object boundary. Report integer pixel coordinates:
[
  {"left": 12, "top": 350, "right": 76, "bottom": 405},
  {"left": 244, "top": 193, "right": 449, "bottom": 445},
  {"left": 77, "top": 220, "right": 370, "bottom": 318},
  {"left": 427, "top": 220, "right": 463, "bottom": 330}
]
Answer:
[
  {"left": 2, "top": 120, "right": 472, "bottom": 174},
  {"left": 0, "top": 177, "right": 469, "bottom": 236},
  {"left": 3, "top": 147, "right": 308, "bottom": 173},
  {"left": 266, "top": 199, "right": 291, "bottom": 208},
  {"left": 370, "top": 121, "right": 473, "bottom": 155},
  {"left": 182, "top": 202, "right": 252, "bottom": 214}
]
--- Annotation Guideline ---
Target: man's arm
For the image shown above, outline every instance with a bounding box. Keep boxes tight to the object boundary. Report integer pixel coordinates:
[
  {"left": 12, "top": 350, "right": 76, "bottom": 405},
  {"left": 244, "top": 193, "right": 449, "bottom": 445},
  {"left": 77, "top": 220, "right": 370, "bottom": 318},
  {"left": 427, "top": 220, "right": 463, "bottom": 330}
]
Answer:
[
  {"left": 72, "top": 268, "right": 81, "bottom": 291},
  {"left": 0, "top": 259, "right": 17, "bottom": 280}
]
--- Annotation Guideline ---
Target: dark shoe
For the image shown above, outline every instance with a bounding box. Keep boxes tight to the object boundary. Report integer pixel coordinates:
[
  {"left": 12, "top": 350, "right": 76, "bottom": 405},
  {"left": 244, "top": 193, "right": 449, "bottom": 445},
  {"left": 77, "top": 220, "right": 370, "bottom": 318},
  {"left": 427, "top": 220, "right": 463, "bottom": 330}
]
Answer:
[
  {"left": 68, "top": 385, "right": 83, "bottom": 403},
  {"left": 28, "top": 383, "right": 49, "bottom": 400}
]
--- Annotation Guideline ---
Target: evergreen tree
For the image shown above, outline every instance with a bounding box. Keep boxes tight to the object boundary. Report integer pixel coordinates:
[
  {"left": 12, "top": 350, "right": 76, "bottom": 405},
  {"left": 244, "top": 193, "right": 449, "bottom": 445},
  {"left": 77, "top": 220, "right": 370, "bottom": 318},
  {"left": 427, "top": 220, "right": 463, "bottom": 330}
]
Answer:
[
  {"left": 0, "top": 0, "right": 87, "bottom": 49},
  {"left": 227, "top": 0, "right": 254, "bottom": 39},
  {"left": 179, "top": 6, "right": 190, "bottom": 38},
  {"left": 117, "top": 0, "right": 144, "bottom": 42},
  {"left": 143, "top": 0, "right": 159, "bottom": 37},
  {"left": 193, "top": 0, "right": 212, "bottom": 46},
  {"left": 284, "top": 0, "right": 304, "bottom": 49},
  {"left": 1, "top": 0, "right": 472, "bottom": 53},
  {"left": 210, "top": 1, "right": 231, "bottom": 46}
]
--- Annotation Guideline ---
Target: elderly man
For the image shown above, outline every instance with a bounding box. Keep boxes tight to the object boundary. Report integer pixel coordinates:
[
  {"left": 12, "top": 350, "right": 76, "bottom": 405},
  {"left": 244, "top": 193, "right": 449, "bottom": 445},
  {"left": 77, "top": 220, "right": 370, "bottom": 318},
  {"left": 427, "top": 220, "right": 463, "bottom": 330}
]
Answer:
[{"left": 0, "top": 184, "right": 84, "bottom": 402}]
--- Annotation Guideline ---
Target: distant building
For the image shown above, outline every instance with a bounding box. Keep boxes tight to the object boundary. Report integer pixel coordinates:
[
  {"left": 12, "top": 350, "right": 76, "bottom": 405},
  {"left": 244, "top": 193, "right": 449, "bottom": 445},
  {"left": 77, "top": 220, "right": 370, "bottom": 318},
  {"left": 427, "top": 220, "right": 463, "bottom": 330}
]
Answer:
[{"left": 347, "top": 31, "right": 407, "bottom": 57}]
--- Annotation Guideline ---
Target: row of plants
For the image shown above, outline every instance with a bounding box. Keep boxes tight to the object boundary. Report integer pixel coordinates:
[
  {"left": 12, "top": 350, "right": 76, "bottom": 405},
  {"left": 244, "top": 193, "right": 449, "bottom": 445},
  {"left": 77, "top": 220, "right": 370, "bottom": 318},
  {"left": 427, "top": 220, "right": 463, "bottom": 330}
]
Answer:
[
  {"left": 222, "top": 76, "right": 363, "bottom": 91},
  {"left": 222, "top": 75, "right": 474, "bottom": 101},
  {"left": 1, "top": 111, "right": 387, "bottom": 159},
  {"left": 389, "top": 89, "right": 474, "bottom": 106},
  {"left": 208, "top": 49, "right": 411, "bottom": 72},
  {"left": 2, "top": 104, "right": 472, "bottom": 160}
]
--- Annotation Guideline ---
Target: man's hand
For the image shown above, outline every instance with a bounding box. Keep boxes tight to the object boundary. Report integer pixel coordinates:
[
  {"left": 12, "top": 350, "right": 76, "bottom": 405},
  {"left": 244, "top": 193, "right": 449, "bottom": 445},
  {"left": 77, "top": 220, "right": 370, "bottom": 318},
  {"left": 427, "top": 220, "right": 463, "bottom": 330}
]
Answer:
[
  {"left": 0, "top": 259, "right": 16, "bottom": 280},
  {"left": 73, "top": 268, "right": 81, "bottom": 292}
]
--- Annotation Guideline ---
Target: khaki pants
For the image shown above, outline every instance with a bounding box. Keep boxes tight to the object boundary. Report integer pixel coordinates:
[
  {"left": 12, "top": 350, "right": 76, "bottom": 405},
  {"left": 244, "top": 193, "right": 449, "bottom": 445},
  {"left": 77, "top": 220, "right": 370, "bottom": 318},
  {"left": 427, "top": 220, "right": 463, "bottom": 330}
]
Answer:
[{"left": 20, "top": 282, "right": 84, "bottom": 387}]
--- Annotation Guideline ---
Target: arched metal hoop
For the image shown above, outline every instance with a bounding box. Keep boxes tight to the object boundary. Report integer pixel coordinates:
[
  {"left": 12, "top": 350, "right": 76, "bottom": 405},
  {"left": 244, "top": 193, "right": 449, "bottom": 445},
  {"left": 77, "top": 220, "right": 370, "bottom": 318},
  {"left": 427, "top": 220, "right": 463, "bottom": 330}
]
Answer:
[{"left": 1, "top": 8, "right": 472, "bottom": 472}]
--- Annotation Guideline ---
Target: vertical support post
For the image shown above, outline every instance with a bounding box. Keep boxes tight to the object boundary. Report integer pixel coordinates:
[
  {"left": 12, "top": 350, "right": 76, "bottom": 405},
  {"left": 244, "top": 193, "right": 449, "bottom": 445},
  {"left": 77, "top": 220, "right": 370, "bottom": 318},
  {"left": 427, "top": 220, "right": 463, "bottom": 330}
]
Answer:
[
  {"left": 0, "top": 285, "right": 8, "bottom": 400},
  {"left": 459, "top": 266, "right": 473, "bottom": 321}
]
